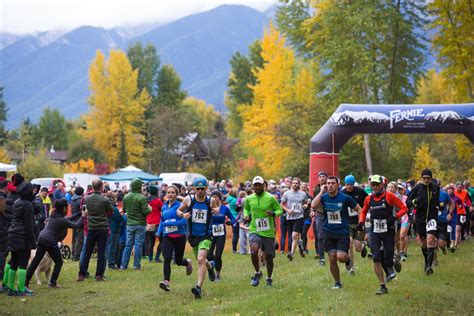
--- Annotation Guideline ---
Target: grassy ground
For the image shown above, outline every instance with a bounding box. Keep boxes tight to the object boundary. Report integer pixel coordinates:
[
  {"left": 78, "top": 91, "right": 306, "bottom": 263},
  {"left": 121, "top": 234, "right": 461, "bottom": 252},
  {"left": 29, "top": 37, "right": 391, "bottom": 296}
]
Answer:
[{"left": 1, "top": 239, "right": 473, "bottom": 315}]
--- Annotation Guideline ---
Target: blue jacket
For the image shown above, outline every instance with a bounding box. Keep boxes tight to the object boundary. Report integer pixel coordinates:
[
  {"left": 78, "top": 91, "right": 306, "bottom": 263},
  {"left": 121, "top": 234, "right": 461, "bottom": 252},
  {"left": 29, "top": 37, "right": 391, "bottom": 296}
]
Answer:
[
  {"left": 118, "top": 214, "right": 127, "bottom": 244},
  {"left": 109, "top": 204, "right": 125, "bottom": 234},
  {"left": 157, "top": 200, "right": 187, "bottom": 238}
]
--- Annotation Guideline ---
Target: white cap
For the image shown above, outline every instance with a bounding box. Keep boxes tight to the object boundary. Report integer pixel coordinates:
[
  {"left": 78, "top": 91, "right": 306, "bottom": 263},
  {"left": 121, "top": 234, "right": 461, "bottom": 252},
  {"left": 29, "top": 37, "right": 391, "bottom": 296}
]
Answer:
[{"left": 252, "top": 176, "right": 264, "bottom": 185}]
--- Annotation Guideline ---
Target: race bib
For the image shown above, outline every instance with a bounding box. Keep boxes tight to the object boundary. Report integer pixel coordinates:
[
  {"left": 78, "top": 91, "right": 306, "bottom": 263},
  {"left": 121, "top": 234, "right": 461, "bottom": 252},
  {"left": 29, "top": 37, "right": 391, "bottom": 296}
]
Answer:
[
  {"left": 460, "top": 215, "right": 466, "bottom": 224},
  {"left": 291, "top": 203, "right": 302, "bottom": 213},
  {"left": 165, "top": 225, "right": 178, "bottom": 233},
  {"left": 348, "top": 207, "right": 358, "bottom": 217},
  {"left": 373, "top": 219, "right": 388, "bottom": 233},
  {"left": 192, "top": 209, "right": 207, "bottom": 224},
  {"left": 256, "top": 217, "right": 270, "bottom": 232},
  {"left": 212, "top": 224, "right": 225, "bottom": 236},
  {"left": 365, "top": 220, "right": 371, "bottom": 228},
  {"left": 426, "top": 219, "right": 437, "bottom": 232},
  {"left": 447, "top": 225, "right": 452, "bottom": 233},
  {"left": 327, "top": 211, "right": 341, "bottom": 224}
]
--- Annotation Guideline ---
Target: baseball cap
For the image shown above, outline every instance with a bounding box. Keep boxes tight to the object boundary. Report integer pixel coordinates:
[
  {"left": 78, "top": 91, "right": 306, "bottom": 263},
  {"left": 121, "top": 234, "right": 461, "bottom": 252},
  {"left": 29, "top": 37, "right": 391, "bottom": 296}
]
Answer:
[
  {"left": 193, "top": 177, "right": 208, "bottom": 188},
  {"left": 252, "top": 176, "right": 264, "bottom": 185},
  {"left": 370, "top": 175, "right": 383, "bottom": 184}
]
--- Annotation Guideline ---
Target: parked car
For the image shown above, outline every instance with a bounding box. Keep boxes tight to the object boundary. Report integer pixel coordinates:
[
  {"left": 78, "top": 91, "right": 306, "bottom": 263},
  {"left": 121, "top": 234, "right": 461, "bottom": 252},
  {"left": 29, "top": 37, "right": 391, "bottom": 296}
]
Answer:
[{"left": 31, "top": 178, "right": 65, "bottom": 196}]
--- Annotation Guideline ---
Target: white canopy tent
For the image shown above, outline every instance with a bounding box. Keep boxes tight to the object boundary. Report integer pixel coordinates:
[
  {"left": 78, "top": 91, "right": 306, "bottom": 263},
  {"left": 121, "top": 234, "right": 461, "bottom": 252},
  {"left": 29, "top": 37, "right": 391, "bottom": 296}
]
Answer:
[{"left": 0, "top": 162, "right": 17, "bottom": 172}]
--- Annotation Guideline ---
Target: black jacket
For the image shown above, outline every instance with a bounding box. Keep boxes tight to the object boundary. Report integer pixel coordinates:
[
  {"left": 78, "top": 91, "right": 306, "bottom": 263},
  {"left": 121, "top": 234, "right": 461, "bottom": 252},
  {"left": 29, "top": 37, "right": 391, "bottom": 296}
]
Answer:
[
  {"left": 406, "top": 182, "right": 440, "bottom": 222},
  {"left": 38, "top": 211, "right": 82, "bottom": 247},
  {"left": 5, "top": 191, "right": 19, "bottom": 227},
  {"left": 7, "top": 182, "right": 36, "bottom": 251}
]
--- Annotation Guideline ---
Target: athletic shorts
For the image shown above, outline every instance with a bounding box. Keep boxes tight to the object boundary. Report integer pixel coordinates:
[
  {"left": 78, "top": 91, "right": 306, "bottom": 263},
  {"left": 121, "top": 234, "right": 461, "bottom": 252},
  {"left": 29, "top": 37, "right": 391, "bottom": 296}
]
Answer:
[
  {"left": 286, "top": 218, "right": 305, "bottom": 234},
  {"left": 456, "top": 214, "right": 467, "bottom": 226},
  {"left": 192, "top": 239, "right": 212, "bottom": 258},
  {"left": 249, "top": 233, "right": 276, "bottom": 258},
  {"left": 349, "top": 224, "right": 365, "bottom": 242},
  {"left": 416, "top": 219, "right": 437, "bottom": 239},
  {"left": 323, "top": 232, "right": 350, "bottom": 254},
  {"left": 437, "top": 222, "right": 449, "bottom": 242}
]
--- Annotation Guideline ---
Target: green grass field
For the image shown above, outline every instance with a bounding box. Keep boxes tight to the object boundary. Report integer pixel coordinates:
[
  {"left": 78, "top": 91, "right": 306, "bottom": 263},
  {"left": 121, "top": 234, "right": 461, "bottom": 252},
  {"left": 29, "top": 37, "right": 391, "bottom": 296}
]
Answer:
[{"left": 1, "top": 240, "right": 473, "bottom": 315}]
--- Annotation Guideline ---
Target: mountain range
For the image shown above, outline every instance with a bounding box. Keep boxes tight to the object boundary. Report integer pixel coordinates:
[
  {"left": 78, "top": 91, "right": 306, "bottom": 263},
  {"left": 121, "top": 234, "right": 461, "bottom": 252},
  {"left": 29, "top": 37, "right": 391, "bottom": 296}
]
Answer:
[{"left": 0, "top": 5, "right": 270, "bottom": 129}]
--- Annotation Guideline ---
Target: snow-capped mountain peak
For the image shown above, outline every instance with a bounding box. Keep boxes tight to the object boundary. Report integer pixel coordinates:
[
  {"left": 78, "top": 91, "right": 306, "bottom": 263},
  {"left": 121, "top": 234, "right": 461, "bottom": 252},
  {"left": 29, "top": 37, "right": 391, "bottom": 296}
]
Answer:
[
  {"left": 330, "top": 110, "right": 390, "bottom": 126},
  {"left": 424, "top": 111, "right": 463, "bottom": 122}
]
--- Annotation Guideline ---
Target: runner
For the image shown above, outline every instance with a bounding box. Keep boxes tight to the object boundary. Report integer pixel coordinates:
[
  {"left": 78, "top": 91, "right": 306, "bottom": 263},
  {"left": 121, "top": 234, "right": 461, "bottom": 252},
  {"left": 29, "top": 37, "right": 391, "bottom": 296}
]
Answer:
[
  {"left": 157, "top": 185, "right": 192, "bottom": 292},
  {"left": 311, "top": 176, "right": 361, "bottom": 289},
  {"left": 397, "top": 183, "right": 410, "bottom": 261},
  {"left": 358, "top": 175, "right": 408, "bottom": 295},
  {"left": 341, "top": 175, "right": 368, "bottom": 274},
  {"left": 436, "top": 181, "right": 452, "bottom": 257},
  {"left": 176, "top": 177, "right": 219, "bottom": 299},
  {"left": 281, "top": 177, "right": 310, "bottom": 261},
  {"left": 244, "top": 176, "right": 282, "bottom": 287},
  {"left": 454, "top": 181, "right": 472, "bottom": 244},
  {"left": 406, "top": 169, "right": 440, "bottom": 276},
  {"left": 207, "top": 190, "right": 236, "bottom": 281}
]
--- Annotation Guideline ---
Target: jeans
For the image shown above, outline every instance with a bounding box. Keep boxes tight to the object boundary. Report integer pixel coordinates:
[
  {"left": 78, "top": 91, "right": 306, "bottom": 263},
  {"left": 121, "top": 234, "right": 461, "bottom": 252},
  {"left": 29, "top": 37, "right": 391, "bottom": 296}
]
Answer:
[
  {"left": 121, "top": 225, "right": 146, "bottom": 269},
  {"left": 79, "top": 229, "right": 108, "bottom": 277},
  {"left": 72, "top": 228, "right": 84, "bottom": 260},
  {"left": 231, "top": 225, "right": 239, "bottom": 252},
  {"left": 280, "top": 216, "right": 292, "bottom": 253},
  {"left": 106, "top": 232, "right": 120, "bottom": 268},
  {"left": 313, "top": 216, "right": 325, "bottom": 259},
  {"left": 239, "top": 228, "right": 249, "bottom": 254}
]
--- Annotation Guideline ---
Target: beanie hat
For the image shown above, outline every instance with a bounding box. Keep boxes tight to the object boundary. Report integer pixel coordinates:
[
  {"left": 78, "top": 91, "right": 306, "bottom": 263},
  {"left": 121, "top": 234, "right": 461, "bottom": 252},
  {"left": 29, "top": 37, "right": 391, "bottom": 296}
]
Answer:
[
  {"left": 210, "top": 190, "right": 222, "bottom": 201},
  {"left": 344, "top": 175, "right": 356, "bottom": 185},
  {"left": 11, "top": 173, "right": 25, "bottom": 186},
  {"left": 149, "top": 185, "right": 158, "bottom": 195},
  {"left": 421, "top": 169, "right": 432, "bottom": 178}
]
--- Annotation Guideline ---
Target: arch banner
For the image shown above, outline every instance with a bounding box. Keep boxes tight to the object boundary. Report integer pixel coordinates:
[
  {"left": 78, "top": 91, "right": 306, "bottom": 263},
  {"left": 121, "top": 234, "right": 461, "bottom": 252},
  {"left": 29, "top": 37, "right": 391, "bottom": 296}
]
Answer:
[{"left": 309, "top": 103, "right": 474, "bottom": 191}]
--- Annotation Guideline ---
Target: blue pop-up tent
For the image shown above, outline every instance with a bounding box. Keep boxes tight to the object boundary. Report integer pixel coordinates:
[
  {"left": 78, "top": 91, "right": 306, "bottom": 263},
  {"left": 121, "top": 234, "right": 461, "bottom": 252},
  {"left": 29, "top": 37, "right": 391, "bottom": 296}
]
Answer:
[{"left": 99, "top": 165, "right": 162, "bottom": 182}]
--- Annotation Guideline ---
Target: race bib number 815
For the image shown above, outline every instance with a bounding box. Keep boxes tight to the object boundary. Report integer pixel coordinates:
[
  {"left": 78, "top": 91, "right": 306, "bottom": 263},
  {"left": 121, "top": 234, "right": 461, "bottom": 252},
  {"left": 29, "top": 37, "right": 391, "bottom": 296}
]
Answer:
[{"left": 256, "top": 217, "right": 270, "bottom": 232}]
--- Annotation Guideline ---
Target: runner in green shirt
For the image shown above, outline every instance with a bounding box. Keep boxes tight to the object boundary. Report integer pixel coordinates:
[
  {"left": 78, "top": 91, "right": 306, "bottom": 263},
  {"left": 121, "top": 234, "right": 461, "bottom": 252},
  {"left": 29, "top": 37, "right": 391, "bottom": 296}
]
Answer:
[{"left": 244, "top": 176, "right": 283, "bottom": 287}]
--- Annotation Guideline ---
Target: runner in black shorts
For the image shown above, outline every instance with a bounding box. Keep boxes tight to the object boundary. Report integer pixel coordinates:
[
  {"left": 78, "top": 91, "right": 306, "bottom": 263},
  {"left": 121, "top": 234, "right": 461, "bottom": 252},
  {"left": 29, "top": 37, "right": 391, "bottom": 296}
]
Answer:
[
  {"left": 311, "top": 176, "right": 361, "bottom": 289},
  {"left": 406, "top": 169, "right": 440, "bottom": 276}
]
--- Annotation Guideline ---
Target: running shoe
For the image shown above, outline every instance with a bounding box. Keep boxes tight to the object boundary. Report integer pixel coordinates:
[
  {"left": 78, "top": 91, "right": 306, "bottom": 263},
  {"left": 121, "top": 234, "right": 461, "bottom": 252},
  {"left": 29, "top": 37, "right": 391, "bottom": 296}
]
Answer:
[
  {"left": 350, "top": 267, "right": 355, "bottom": 275},
  {"left": 287, "top": 253, "right": 294, "bottom": 261},
  {"left": 450, "top": 247, "right": 456, "bottom": 253},
  {"left": 441, "top": 248, "right": 447, "bottom": 255},
  {"left": 266, "top": 278, "right": 273, "bottom": 287},
  {"left": 331, "top": 281, "right": 343, "bottom": 289},
  {"left": 400, "top": 253, "right": 407, "bottom": 261},
  {"left": 208, "top": 261, "right": 216, "bottom": 282},
  {"left": 361, "top": 244, "right": 367, "bottom": 258},
  {"left": 159, "top": 280, "right": 170, "bottom": 292},
  {"left": 424, "top": 266, "right": 434, "bottom": 276},
  {"left": 376, "top": 286, "right": 388, "bottom": 295},
  {"left": 7, "top": 289, "right": 17, "bottom": 296},
  {"left": 191, "top": 286, "right": 202, "bottom": 299},
  {"left": 47, "top": 283, "right": 60, "bottom": 288},
  {"left": 386, "top": 268, "right": 396, "bottom": 282},
  {"left": 250, "top": 271, "right": 263, "bottom": 286},
  {"left": 186, "top": 259, "right": 193, "bottom": 276},
  {"left": 215, "top": 276, "right": 221, "bottom": 282},
  {"left": 319, "top": 259, "right": 325, "bottom": 266}
]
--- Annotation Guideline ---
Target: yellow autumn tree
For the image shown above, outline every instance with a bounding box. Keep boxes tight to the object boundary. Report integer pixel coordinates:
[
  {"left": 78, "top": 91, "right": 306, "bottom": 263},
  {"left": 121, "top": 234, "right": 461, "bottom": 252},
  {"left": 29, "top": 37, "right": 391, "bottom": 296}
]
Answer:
[
  {"left": 83, "top": 50, "right": 149, "bottom": 168},
  {"left": 0, "top": 147, "right": 10, "bottom": 163},
  {"left": 416, "top": 69, "right": 456, "bottom": 104},
  {"left": 410, "top": 143, "right": 446, "bottom": 183},
  {"left": 65, "top": 159, "right": 96, "bottom": 174},
  {"left": 239, "top": 24, "right": 295, "bottom": 179}
]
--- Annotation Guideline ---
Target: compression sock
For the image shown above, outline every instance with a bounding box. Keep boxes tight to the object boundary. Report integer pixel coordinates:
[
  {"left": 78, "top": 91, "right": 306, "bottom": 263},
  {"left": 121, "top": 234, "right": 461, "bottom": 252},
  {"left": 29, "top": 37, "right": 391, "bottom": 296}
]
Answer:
[
  {"left": 7, "top": 269, "right": 16, "bottom": 290},
  {"left": 427, "top": 248, "right": 435, "bottom": 267},
  {"left": 17, "top": 269, "right": 26, "bottom": 292},
  {"left": 3, "top": 263, "right": 10, "bottom": 286},
  {"left": 421, "top": 247, "right": 428, "bottom": 266}
]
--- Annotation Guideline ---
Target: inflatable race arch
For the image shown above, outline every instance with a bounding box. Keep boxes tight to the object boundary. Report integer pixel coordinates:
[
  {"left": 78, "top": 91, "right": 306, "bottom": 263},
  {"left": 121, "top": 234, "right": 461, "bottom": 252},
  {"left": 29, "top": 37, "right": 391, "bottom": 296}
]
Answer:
[{"left": 309, "top": 103, "right": 474, "bottom": 190}]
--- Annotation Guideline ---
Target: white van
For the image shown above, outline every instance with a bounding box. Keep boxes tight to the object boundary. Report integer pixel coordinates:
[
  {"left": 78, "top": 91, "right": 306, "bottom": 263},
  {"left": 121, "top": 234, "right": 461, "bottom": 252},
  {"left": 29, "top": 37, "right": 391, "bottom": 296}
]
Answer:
[{"left": 159, "top": 172, "right": 206, "bottom": 186}]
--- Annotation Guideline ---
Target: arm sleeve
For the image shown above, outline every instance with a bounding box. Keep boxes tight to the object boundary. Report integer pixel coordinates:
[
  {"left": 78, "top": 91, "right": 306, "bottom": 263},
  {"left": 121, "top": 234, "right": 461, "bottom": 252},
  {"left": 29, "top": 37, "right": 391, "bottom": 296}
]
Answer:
[
  {"left": 225, "top": 207, "right": 236, "bottom": 224},
  {"left": 406, "top": 185, "right": 420, "bottom": 208},
  {"left": 243, "top": 198, "right": 250, "bottom": 218},
  {"left": 272, "top": 196, "right": 283, "bottom": 217}
]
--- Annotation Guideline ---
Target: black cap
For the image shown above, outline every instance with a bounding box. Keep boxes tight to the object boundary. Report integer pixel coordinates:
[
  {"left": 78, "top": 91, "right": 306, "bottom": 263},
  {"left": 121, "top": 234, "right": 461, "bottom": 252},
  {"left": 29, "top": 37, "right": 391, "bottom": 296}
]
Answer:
[{"left": 210, "top": 190, "right": 222, "bottom": 200}]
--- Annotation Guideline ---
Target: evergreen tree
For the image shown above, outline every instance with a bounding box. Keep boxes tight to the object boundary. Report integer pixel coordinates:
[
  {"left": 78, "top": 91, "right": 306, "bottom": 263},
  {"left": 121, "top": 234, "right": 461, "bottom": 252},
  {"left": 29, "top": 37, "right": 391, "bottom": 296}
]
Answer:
[
  {"left": 155, "top": 64, "right": 187, "bottom": 109},
  {"left": 32, "top": 107, "right": 69, "bottom": 150}
]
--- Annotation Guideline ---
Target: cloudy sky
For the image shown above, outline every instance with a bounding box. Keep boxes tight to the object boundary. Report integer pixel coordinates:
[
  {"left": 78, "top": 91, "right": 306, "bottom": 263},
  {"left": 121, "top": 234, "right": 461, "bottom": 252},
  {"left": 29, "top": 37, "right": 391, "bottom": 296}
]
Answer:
[{"left": 1, "top": 0, "right": 277, "bottom": 34}]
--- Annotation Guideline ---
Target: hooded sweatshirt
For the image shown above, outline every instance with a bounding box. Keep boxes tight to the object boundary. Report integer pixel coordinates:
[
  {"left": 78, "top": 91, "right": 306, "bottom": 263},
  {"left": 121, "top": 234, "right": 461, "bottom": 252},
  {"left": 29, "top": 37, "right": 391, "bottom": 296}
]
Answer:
[{"left": 123, "top": 179, "right": 151, "bottom": 226}]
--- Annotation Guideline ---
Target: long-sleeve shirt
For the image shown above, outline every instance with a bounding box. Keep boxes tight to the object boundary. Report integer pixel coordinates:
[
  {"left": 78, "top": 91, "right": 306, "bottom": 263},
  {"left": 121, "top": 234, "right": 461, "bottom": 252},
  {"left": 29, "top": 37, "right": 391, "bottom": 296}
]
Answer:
[
  {"left": 244, "top": 192, "right": 283, "bottom": 238},
  {"left": 359, "top": 191, "right": 408, "bottom": 223},
  {"left": 210, "top": 205, "right": 236, "bottom": 237},
  {"left": 157, "top": 200, "right": 187, "bottom": 238}
]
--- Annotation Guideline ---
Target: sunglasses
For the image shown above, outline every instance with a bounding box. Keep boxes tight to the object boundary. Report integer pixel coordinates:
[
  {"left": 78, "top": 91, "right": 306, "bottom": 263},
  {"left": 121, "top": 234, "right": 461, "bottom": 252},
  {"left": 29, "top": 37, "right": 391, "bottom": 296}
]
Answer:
[
  {"left": 422, "top": 176, "right": 431, "bottom": 180},
  {"left": 371, "top": 182, "right": 381, "bottom": 186},
  {"left": 195, "top": 187, "right": 206, "bottom": 191}
]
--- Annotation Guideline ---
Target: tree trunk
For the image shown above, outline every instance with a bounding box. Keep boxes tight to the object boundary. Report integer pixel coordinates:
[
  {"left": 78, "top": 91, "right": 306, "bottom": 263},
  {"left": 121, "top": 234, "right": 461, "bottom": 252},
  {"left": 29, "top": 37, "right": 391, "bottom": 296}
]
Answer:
[{"left": 364, "top": 134, "right": 373, "bottom": 175}]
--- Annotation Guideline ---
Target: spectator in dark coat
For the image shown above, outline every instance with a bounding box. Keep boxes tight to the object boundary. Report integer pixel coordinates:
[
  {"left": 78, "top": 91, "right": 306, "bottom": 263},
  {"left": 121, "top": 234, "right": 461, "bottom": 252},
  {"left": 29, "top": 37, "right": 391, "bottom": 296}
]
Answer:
[
  {"left": 0, "top": 192, "right": 7, "bottom": 293},
  {"left": 71, "top": 187, "right": 84, "bottom": 261},
  {"left": 6, "top": 181, "right": 36, "bottom": 296},
  {"left": 26, "top": 199, "right": 82, "bottom": 288}
]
